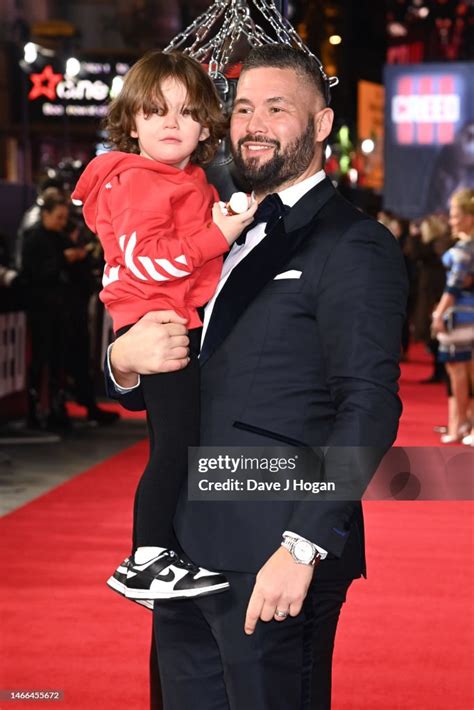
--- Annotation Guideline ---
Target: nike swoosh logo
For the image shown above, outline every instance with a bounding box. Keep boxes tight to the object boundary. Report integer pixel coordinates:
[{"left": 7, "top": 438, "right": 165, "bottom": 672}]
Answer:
[{"left": 155, "top": 569, "right": 175, "bottom": 583}]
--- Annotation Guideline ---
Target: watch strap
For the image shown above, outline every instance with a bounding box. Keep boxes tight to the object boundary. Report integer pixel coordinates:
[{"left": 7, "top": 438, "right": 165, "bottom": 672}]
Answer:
[{"left": 281, "top": 533, "right": 320, "bottom": 565}]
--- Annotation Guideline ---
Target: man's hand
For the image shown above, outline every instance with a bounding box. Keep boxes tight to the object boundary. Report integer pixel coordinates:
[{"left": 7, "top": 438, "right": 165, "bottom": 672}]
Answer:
[
  {"left": 244, "top": 547, "right": 317, "bottom": 635},
  {"left": 110, "top": 310, "right": 190, "bottom": 388}
]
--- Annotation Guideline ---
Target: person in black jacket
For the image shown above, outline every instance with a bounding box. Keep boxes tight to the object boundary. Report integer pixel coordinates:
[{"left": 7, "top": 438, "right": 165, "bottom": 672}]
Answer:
[
  {"left": 62, "top": 219, "right": 119, "bottom": 426},
  {"left": 22, "top": 192, "right": 120, "bottom": 428},
  {"left": 22, "top": 193, "right": 86, "bottom": 429}
]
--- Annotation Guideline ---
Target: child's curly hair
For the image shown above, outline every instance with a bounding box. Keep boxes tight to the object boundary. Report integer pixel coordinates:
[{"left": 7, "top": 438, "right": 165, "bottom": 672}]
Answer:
[{"left": 105, "top": 50, "right": 228, "bottom": 166}]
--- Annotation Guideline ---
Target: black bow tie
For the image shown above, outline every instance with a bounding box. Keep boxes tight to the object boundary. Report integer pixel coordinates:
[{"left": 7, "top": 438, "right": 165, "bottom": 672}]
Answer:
[{"left": 236, "top": 193, "right": 290, "bottom": 245}]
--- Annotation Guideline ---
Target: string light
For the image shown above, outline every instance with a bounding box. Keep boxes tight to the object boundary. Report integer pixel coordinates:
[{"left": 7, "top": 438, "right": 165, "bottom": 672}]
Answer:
[
  {"left": 65, "top": 57, "right": 81, "bottom": 77},
  {"left": 349, "top": 168, "right": 358, "bottom": 184},
  {"left": 361, "top": 139, "right": 375, "bottom": 154},
  {"left": 110, "top": 76, "right": 124, "bottom": 98},
  {"left": 24, "top": 43, "right": 38, "bottom": 64}
]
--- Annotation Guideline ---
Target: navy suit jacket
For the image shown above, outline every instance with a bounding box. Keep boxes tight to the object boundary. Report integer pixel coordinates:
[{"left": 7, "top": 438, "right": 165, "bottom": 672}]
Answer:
[{"left": 106, "top": 178, "right": 408, "bottom": 581}]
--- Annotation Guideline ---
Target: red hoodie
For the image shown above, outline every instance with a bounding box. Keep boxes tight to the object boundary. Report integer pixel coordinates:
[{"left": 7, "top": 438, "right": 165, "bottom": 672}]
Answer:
[{"left": 72, "top": 152, "right": 229, "bottom": 331}]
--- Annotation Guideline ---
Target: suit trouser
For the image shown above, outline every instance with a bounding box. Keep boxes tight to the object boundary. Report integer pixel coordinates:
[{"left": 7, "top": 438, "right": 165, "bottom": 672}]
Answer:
[
  {"left": 27, "top": 306, "right": 66, "bottom": 401},
  {"left": 64, "top": 299, "right": 96, "bottom": 409},
  {"left": 153, "top": 570, "right": 353, "bottom": 710}
]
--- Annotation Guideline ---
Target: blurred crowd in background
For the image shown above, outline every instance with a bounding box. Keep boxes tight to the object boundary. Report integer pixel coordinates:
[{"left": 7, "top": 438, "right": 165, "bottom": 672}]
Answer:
[
  {"left": 379, "top": 186, "right": 474, "bottom": 445},
  {"left": 0, "top": 162, "right": 119, "bottom": 433}
]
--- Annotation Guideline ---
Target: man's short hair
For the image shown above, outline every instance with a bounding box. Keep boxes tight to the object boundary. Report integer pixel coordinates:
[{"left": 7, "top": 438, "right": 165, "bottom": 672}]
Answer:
[{"left": 241, "top": 45, "right": 328, "bottom": 106}]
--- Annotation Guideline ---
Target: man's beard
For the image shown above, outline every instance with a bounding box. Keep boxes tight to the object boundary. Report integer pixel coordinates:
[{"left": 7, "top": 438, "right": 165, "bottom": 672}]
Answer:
[{"left": 231, "top": 117, "right": 316, "bottom": 193}]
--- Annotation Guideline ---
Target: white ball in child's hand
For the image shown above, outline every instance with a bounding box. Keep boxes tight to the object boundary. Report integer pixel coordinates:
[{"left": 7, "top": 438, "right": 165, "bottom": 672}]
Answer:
[{"left": 227, "top": 192, "right": 251, "bottom": 215}]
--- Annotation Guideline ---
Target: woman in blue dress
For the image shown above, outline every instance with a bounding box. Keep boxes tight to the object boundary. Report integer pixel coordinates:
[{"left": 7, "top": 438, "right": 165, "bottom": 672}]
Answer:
[{"left": 432, "top": 188, "right": 474, "bottom": 444}]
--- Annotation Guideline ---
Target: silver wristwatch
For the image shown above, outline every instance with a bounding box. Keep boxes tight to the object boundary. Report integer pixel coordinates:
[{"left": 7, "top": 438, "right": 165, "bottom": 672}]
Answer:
[{"left": 281, "top": 533, "right": 321, "bottom": 566}]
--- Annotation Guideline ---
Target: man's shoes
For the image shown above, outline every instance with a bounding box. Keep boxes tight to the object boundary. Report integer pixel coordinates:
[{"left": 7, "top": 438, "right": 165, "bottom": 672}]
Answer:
[
  {"left": 87, "top": 406, "right": 120, "bottom": 425},
  {"left": 106, "top": 558, "right": 153, "bottom": 610},
  {"left": 46, "top": 410, "right": 72, "bottom": 432},
  {"left": 124, "top": 549, "right": 230, "bottom": 601}
]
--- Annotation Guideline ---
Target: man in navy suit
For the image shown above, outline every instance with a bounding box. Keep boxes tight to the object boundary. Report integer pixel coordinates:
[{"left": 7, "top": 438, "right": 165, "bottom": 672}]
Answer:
[{"left": 106, "top": 45, "right": 408, "bottom": 709}]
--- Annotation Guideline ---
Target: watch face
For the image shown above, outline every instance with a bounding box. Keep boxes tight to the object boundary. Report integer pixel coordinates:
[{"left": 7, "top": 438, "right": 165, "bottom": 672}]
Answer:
[{"left": 294, "top": 540, "right": 314, "bottom": 563}]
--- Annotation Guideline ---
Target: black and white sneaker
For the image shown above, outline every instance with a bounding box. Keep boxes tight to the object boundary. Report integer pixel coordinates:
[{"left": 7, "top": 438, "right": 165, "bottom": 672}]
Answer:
[
  {"left": 125, "top": 550, "right": 229, "bottom": 601},
  {"left": 107, "top": 558, "right": 154, "bottom": 610}
]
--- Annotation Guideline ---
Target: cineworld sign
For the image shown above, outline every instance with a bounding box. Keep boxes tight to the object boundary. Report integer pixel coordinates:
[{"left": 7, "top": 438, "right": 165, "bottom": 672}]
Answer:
[
  {"left": 391, "top": 73, "right": 462, "bottom": 145},
  {"left": 27, "top": 61, "right": 130, "bottom": 119}
]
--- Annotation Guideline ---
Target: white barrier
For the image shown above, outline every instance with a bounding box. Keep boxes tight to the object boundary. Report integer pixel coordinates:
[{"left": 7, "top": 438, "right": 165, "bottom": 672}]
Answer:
[{"left": 0, "top": 312, "right": 26, "bottom": 398}]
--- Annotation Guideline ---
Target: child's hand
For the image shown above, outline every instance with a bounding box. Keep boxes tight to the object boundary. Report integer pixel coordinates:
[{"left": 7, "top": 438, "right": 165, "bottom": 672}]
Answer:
[{"left": 212, "top": 198, "right": 258, "bottom": 246}]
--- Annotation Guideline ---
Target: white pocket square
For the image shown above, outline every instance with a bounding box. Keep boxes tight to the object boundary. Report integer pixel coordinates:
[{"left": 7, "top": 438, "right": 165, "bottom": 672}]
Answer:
[{"left": 274, "top": 270, "right": 302, "bottom": 280}]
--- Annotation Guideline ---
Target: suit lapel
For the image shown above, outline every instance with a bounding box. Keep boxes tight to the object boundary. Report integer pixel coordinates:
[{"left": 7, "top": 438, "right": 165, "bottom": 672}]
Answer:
[{"left": 199, "top": 177, "right": 337, "bottom": 366}]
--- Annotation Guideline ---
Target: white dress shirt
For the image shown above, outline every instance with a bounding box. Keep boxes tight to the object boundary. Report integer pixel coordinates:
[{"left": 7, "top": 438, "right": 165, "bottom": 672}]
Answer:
[{"left": 201, "top": 170, "right": 326, "bottom": 344}]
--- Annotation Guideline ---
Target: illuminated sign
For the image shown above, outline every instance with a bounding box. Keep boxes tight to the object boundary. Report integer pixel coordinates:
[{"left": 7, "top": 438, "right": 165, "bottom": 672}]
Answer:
[
  {"left": 387, "top": 42, "right": 424, "bottom": 65},
  {"left": 390, "top": 73, "right": 463, "bottom": 145},
  {"left": 392, "top": 94, "right": 460, "bottom": 124},
  {"left": 56, "top": 79, "right": 110, "bottom": 102},
  {"left": 357, "top": 80, "right": 385, "bottom": 191},
  {"left": 28, "top": 65, "right": 63, "bottom": 101},
  {"left": 26, "top": 61, "right": 131, "bottom": 120},
  {"left": 384, "top": 62, "right": 474, "bottom": 219},
  {"left": 42, "top": 102, "right": 108, "bottom": 118}
]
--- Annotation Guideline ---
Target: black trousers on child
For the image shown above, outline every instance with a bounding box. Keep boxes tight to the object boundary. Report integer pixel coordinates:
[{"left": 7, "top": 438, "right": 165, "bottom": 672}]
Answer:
[{"left": 117, "top": 326, "right": 201, "bottom": 552}]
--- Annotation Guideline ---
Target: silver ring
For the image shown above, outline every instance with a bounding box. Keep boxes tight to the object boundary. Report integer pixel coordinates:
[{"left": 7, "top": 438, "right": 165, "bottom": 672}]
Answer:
[{"left": 275, "top": 609, "right": 289, "bottom": 618}]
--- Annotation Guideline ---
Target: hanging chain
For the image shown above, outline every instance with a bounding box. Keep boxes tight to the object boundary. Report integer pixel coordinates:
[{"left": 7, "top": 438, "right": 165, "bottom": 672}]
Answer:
[
  {"left": 165, "top": 2, "right": 227, "bottom": 54},
  {"left": 164, "top": 0, "right": 338, "bottom": 89}
]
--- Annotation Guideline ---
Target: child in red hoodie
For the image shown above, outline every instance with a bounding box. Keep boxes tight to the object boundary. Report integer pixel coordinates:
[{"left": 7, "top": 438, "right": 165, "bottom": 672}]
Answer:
[{"left": 73, "top": 50, "right": 256, "bottom": 607}]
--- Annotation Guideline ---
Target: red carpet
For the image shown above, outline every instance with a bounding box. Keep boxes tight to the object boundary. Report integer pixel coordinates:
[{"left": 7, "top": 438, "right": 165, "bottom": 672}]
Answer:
[
  {"left": 332, "top": 501, "right": 473, "bottom": 710},
  {"left": 396, "top": 343, "right": 448, "bottom": 446},
  {"left": 0, "top": 442, "right": 151, "bottom": 709},
  {"left": 67, "top": 400, "right": 146, "bottom": 420},
  {"left": 1, "top": 344, "right": 472, "bottom": 709}
]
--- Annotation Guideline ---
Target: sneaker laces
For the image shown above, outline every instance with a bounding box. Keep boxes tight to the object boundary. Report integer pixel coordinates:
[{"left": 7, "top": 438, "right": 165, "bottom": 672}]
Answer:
[{"left": 165, "top": 551, "right": 200, "bottom": 574}]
